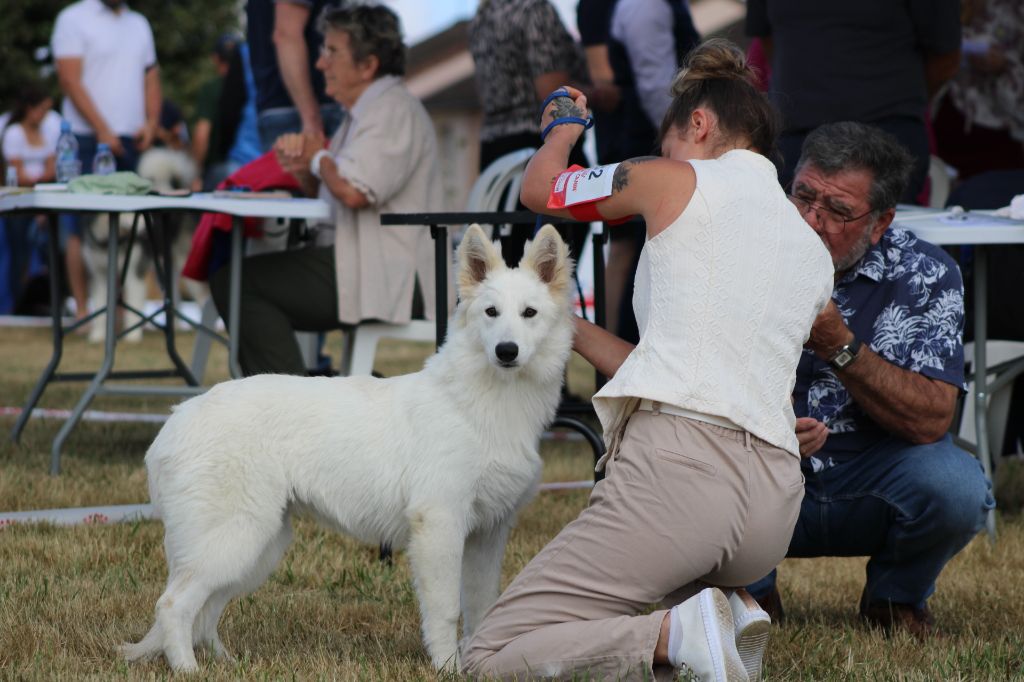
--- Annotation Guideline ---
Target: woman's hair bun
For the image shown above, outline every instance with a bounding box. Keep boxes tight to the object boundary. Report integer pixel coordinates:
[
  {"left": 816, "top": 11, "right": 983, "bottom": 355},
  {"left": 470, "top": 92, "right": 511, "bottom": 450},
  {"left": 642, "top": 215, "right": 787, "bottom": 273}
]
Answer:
[{"left": 671, "top": 38, "right": 755, "bottom": 96}]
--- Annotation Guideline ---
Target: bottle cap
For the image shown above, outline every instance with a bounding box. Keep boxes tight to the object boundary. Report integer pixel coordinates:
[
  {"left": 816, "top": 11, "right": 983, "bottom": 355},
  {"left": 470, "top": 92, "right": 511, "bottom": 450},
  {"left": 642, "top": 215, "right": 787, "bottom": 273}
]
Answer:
[{"left": 97, "top": 143, "right": 110, "bottom": 152}]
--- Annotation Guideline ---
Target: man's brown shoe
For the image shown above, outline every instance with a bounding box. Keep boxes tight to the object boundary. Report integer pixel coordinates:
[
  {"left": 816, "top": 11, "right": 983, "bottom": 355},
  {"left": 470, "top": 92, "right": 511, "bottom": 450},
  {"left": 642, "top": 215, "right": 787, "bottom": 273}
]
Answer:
[
  {"left": 859, "top": 591, "right": 935, "bottom": 638},
  {"left": 753, "top": 586, "right": 785, "bottom": 625}
]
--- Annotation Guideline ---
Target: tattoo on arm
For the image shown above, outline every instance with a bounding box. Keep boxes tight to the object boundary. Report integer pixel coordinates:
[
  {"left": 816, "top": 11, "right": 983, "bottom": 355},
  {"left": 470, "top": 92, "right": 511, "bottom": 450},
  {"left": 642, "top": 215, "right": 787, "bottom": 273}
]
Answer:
[
  {"left": 551, "top": 97, "right": 585, "bottom": 120},
  {"left": 612, "top": 156, "right": 658, "bottom": 193}
]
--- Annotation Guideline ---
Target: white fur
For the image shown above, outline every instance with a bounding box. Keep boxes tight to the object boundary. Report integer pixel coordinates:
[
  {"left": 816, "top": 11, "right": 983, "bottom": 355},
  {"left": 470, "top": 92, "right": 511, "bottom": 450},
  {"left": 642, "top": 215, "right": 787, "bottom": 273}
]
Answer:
[
  {"left": 120, "top": 224, "right": 575, "bottom": 671},
  {"left": 85, "top": 148, "right": 205, "bottom": 343}
]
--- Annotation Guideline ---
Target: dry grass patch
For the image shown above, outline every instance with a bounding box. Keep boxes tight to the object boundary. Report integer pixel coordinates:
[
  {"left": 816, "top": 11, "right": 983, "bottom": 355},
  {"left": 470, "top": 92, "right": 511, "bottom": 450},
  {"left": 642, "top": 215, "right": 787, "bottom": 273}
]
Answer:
[{"left": 2, "top": 326, "right": 1023, "bottom": 679}]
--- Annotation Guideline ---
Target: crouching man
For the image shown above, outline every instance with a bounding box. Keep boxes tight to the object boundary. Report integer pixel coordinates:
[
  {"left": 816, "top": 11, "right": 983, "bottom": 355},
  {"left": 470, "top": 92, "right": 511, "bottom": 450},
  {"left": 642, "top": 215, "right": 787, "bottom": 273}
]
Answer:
[{"left": 749, "top": 121, "right": 995, "bottom": 636}]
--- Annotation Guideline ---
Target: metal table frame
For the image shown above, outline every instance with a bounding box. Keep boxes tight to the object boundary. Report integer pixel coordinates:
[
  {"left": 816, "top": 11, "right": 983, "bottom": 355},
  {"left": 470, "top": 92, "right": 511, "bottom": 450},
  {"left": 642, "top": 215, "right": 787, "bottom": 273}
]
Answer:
[
  {"left": 896, "top": 208, "right": 1024, "bottom": 540},
  {"left": 1, "top": 191, "right": 330, "bottom": 473},
  {"left": 380, "top": 211, "right": 608, "bottom": 471}
]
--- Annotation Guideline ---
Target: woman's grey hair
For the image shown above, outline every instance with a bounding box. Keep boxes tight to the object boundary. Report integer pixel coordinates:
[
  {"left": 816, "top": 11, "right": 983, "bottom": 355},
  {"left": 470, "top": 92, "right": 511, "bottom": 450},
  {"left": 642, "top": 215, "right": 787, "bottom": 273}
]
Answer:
[
  {"left": 795, "top": 121, "right": 914, "bottom": 212},
  {"left": 317, "top": 3, "right": 405, "bottom": 77}
]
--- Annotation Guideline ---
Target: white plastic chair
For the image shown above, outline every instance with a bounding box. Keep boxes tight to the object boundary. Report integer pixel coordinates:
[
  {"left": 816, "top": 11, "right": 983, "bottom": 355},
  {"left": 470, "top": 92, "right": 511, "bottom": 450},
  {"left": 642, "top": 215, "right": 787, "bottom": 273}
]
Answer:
[
  {"left": 927, "top": 154, "right": 954, "bottom": 209},
  {"left": 463, "top": 147, "right": 536, "bottom": 240},
  {"left": 339, "top": 148, "right": 536, "bottom": 376},
  {"left": 959, "top": 340, "right": 1024, "bottom": 458},
  {"left": 338, "top": 319, "right": 437, "bottom": 376}
]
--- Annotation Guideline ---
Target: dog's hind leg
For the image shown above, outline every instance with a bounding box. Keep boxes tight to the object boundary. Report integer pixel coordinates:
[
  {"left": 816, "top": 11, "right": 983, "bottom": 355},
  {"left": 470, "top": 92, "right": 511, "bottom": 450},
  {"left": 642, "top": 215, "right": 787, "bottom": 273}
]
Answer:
[
  {"left": 192, "top": 586, "right": 235, "bottom": 662},
  {"left": 154, "top": 575, "right": 213, "bottom": 672},
  {"left": 192, "top": 521, "right": 294, "bottom": 662},
  {"left": 407, "top": 509, "right": 467, "bottom": 670}
]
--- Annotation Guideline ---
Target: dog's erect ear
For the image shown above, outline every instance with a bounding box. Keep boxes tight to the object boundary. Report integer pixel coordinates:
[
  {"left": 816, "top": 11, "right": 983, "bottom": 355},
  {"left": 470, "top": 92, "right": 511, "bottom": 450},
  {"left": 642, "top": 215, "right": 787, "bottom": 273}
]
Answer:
[
  {"left": 457, "top": 224, "right": 504, "bottom": 296},
  {"left": 520, "top": 224, "right": 573, "bottom": 296}
]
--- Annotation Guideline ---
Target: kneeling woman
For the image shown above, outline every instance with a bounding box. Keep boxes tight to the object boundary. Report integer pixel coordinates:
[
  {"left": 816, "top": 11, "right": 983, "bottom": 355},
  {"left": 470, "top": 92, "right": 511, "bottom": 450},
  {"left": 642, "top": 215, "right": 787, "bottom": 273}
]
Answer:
[{"left": 461, "top": 39, "right": 835, "bottom": 681}]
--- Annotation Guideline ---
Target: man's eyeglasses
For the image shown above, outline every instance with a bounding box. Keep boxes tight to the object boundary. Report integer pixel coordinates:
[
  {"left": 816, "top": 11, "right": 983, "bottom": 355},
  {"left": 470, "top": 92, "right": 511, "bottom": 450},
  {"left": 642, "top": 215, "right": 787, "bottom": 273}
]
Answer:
[
  {"left": 319, "top": 45, "right": 338, "bottom": 62},
  {"left": 788, "top": 194, "right": 874, "bottom": 234}
]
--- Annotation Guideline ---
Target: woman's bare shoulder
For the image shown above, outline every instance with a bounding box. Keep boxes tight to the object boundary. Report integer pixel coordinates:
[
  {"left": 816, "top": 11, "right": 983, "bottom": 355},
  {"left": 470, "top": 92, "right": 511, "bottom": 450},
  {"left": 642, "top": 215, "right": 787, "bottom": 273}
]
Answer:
[{"left": 611, "top": 156, "right": 695, "bottom": 200}]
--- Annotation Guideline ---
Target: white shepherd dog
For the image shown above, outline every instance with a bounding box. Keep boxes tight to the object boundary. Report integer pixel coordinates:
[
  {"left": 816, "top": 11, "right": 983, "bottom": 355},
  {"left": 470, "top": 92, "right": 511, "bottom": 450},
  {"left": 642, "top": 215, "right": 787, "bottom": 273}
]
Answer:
[{"left": 121, "top": 224, "right": 575, "bottom": 672}]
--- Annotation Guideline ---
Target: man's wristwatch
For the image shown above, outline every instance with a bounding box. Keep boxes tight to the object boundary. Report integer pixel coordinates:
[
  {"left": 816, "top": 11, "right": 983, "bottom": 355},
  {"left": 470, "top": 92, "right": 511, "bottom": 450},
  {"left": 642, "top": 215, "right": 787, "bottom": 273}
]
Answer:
[{"left": 828, "top": 336, "right": 863, "bottom": 370}]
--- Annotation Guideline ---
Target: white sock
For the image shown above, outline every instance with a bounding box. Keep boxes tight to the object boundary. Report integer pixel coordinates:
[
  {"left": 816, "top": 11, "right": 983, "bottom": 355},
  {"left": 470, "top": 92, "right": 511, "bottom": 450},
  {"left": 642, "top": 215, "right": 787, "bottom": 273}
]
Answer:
[{"left": 667, "top": 605, "right": 684, "bottom": 668}]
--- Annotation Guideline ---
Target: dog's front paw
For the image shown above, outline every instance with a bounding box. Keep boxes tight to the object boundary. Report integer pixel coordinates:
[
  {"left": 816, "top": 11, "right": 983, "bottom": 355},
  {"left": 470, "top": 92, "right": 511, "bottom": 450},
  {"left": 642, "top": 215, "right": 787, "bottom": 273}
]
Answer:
[{"left": 433, "top": 650, "right": 460, "bottom": 673}]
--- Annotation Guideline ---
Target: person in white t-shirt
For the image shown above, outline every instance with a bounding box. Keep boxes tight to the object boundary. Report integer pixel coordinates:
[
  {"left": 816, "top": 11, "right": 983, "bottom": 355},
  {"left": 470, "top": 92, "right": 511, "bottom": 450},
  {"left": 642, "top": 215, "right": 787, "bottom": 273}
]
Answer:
[
  {"left": 51, "top": 0, "right": 162, "bottom": 321},
  {"left": 1, "top": 85, "right": 61, "bottom": 187},
  {"left": 0, "top": 84, "right": 62, "bottom": 314},
  {"left": 51, "top": 0, "right": 161, "bottom": 169}
]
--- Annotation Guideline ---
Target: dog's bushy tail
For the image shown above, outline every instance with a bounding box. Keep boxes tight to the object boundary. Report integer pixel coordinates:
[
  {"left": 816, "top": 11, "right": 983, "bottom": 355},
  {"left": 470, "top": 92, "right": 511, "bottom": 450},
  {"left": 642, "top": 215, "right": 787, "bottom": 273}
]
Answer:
[{"left": 119, "top": 622, "right": 164, "bottom": 662}]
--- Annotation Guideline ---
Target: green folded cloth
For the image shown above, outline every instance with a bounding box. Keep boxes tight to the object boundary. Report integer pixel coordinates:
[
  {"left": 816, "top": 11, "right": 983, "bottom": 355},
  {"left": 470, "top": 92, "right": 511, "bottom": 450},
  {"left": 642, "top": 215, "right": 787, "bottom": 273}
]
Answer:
[{"left": 68, "top": 172, "right": 153, "bottom": 195}]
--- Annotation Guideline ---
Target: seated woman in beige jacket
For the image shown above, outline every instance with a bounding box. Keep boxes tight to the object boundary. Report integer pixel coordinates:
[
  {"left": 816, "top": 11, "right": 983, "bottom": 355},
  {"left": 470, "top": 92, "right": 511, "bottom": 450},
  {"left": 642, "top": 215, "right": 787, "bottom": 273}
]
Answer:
[{"left": 211, "top": 4, "right": 445, "bottom": 376}]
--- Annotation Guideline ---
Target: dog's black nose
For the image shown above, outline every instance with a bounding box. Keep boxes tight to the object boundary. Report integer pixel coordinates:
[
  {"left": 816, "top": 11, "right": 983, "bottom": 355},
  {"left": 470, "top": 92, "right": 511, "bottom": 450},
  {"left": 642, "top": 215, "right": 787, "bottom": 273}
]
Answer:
[{"left": 495, "top": 342, "right": 519, "bottom": 363}]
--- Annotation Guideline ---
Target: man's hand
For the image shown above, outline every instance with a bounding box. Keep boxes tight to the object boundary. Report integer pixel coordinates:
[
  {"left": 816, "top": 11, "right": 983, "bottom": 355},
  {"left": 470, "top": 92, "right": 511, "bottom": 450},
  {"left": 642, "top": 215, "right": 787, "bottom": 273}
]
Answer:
[
  {"left": 134, "top": 121, "right": 156, "bottom": 152},
  {"left": 968, "top": 45, "right": 1008, "bottom": 74},
  {"left": 806, "top": 300, "right": 854, "bottom": 360},
  {"left": 274, "top": 133, "right": 309, "bottom": 176},
  {"left": 795, "top": 417, "right": 828, "bottom": 458},
  {"left": 274, "top": 131, "right": 325, "bottom": 177},
  {"left": 98, "top": 128, "right": 125, "bottom": 157}
]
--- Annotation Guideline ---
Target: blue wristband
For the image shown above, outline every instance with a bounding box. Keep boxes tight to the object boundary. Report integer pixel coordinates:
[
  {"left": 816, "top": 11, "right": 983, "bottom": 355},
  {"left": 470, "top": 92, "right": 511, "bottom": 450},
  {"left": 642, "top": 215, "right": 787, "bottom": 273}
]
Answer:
[
  {"left": 541, "top": 116, "right": 593, "bottom": 142},
  {"left": 540, "top": 88, "right": 572, "bottom": 115}
]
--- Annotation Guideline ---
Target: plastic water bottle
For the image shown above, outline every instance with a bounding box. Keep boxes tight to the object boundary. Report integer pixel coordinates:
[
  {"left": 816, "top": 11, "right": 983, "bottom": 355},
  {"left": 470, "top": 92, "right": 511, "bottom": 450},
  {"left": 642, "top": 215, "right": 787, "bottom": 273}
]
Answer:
[
  {"left": 92, "top": 143, "right": 116, "bottom": 176},
  {"left": 55, "top": 120, "right": 81, "bottom": 182}
]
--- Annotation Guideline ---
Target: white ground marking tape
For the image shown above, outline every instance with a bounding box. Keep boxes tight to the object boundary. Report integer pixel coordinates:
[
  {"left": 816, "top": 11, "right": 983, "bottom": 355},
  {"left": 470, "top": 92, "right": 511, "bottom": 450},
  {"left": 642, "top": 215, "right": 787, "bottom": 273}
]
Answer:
[
  {"left": 0, "top": 406, "right": 168, "bottom": 423},
  {"left": 0, "top": 481, "right": 596, "bottom": 529},
  {"left": 0, "top": 504, "right": 154, "bottom": 528}
]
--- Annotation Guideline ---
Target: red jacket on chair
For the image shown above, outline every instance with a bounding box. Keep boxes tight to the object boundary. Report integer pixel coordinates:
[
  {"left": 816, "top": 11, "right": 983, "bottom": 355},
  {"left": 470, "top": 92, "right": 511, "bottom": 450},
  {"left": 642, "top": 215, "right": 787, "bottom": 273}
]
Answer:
[{"left": 182, "top": 151, "right": 302, "bottom": 281}]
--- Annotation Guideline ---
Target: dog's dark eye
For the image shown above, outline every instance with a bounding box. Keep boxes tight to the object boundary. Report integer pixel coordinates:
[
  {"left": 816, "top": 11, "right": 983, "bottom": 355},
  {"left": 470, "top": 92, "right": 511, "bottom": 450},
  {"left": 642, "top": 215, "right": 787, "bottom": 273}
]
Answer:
[
  {"left": 485, "top": 306, "right": 499, "bottom": 317},
  {"left": 522, "top": 307, "right": 537, "bottom": 318}
]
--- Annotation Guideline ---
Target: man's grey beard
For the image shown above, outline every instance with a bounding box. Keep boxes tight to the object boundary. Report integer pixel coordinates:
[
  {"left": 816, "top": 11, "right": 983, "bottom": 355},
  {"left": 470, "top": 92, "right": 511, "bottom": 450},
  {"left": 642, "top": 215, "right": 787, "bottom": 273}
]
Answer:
[{"left": 833, "top": 220, "right": 877, "bottom": 274}]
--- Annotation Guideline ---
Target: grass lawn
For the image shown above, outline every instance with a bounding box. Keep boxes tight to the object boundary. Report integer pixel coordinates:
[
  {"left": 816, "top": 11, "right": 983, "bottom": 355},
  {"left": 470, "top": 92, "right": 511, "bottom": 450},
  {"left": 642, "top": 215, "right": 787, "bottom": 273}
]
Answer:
[{"left": 1, "top": 325, "right": 1023, "bottom": 680}]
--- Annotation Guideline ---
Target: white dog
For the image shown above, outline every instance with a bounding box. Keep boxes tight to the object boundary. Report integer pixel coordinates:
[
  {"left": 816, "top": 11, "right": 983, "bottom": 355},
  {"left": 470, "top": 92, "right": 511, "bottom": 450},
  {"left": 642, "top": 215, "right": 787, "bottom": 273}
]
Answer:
[
  {"left": 121, "top": 224, "right": 575, "bottom": 671},
  {"left": 84, "top": 147, "right": 204, "bottom": 343}
]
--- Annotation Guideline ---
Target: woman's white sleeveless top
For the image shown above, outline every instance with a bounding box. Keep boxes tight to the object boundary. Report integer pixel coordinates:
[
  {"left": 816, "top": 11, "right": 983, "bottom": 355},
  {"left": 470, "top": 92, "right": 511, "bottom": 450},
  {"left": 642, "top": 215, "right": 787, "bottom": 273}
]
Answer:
[{"left": 593, "top": 149, "right": 834, "bottom": 457}]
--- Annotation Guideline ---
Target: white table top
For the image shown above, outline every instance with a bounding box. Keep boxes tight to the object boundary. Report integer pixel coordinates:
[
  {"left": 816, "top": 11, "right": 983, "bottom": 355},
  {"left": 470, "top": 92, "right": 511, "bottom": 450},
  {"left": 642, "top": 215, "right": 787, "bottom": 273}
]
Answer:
[
  {"left": 0, "top": 190, "right": 331, "bottom": 221},
  {"left": 894, "top": 209, "right": 1024, "bottom": 245}
]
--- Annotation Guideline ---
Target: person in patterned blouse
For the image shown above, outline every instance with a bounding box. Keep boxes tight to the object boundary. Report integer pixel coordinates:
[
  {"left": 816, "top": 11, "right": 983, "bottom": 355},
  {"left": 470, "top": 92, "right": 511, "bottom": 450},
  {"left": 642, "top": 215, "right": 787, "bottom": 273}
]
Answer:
[
  {"left": 747, "top": 121, "right": 995, "bottom": 637},
  {"left": 468, "top": 0, "right": 597, "bottom": 267}
]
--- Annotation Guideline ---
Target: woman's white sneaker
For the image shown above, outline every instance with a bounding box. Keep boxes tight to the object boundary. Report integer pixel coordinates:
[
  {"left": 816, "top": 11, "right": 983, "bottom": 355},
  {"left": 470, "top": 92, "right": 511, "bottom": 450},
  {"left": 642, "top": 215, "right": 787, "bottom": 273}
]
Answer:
[
  {"left": 728, "top": 589, "right": 771, "bottom": 681},
  {"left": 670, "top": 587, "right": 748, "bottom": 681}
]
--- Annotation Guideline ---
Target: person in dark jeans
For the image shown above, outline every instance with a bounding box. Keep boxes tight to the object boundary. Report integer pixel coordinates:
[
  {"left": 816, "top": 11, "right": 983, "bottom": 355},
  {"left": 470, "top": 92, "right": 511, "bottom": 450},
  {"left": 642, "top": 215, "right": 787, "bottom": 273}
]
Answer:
[
  {"left": 246, "top": 0, "right": 344, "bottom": 151},
  {"left": 601, "top": 0, "right": 701, "bottom": 342},
  {"left": 746, "top": 0, "right": 962, "bottom": 202},
  {"left": 747, "top": 122, "right": 995, "bottom": 637}
]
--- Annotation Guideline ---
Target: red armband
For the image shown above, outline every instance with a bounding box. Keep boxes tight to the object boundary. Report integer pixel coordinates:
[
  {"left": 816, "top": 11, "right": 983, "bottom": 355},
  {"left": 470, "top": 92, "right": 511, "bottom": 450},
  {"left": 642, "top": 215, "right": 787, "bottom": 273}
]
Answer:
[{"left": 547, "top": 163, "right": 633, "bottom": 225}]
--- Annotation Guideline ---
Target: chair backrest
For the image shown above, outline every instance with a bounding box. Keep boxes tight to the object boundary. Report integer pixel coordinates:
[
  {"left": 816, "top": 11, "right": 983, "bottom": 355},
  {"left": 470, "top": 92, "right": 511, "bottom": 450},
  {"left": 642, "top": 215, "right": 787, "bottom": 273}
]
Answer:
[
  {"left": 463, "top": 147, "right": 535, "bottom": 240},
  {"left": 959, "top": 340, "right": 1024, "bottom": 457},
  {"left": 928, "top": 155, "right": 952, "bottom": 209}
]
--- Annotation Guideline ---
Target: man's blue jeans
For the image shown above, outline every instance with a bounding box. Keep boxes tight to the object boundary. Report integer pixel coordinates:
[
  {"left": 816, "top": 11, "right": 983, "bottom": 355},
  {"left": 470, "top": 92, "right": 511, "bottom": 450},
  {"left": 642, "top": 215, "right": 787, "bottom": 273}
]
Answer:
[
  {"left": 59, "top": 134, "right": 140, "bottom": 244},
  {"left": 747, "top": 434, "right": 994, "bottom": 610},
  {"left": 256, "top": 104, "right": 344, "bottom": 153}
]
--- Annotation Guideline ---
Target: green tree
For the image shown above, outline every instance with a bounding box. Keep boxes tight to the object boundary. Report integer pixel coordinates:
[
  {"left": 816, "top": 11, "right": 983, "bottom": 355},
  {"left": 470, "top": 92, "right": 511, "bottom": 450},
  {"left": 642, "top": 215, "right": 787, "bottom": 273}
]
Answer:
[{"left": 0, "top": 0, "right": 241, "bottom": 121}]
